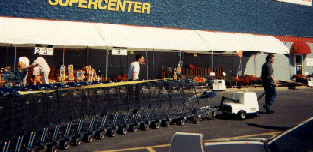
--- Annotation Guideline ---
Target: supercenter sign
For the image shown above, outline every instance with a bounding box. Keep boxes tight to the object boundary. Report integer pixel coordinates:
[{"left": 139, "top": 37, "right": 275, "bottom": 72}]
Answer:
[
  {"left": 275, "top": 0, "right": 312, "bottom": 6},
  {"left": 48, "top": 0, "right": 151, "bottom": 14}
]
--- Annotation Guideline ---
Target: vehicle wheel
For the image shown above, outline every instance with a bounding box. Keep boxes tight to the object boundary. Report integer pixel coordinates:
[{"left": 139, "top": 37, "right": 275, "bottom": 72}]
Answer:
[
  {"left": 119, "top": 126, "right": 128, "bottom": 135},
  {"left": 255, "top": 111, "right": 259, "bottom": 117},
  {"left": 60, "top": 140, "right": 70, "bottom": 150},
  {"left": 221, "top": 112, "right": 228, "bottom": 119},
  {"left": 95, "top": 131, "right": 105, "bottom": 140},
  {"left": 107, "top": 128, "right": 117, "bottom": 137},
  {"left": 177, "top": 117, "right": 186, "bottom": 126},
  {"left": 71, "top": 138, "right": 81, "bottom": 146},
  {"left": 129, "top": 123, "right": 139, "bottom": 132},
  {"left": 212, "top": 111, "right": 217, "bottom": 118},
  {"left": 238, "top": 111, "right": 246, "bottom": 120}
]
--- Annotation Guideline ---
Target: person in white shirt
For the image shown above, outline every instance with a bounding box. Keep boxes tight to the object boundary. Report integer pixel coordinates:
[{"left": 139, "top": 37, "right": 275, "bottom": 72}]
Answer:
[
  {"left": 18, "top": 53, "right": 30, "bottom": 86},
  {"left": 128, "top": 54, "right": 145, "bottom": 80},
  {"left": 28, "top": 53, "right": 50, "bottom": 84}
]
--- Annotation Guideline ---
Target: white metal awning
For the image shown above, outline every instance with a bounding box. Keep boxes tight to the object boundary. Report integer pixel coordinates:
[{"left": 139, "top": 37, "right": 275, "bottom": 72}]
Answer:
[
  {"left": 0, "top": 17, "right": 289, "bottom": 54},
  {"left": 195, "top": 30, "right": 289, "bottom": 54}
]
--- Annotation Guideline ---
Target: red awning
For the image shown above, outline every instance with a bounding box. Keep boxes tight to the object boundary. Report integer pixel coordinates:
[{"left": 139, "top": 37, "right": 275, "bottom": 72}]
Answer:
[
  {"left": 274, "top": 36, "right": 313, "bottom": 43},
  {"left": 290, "top": 40, "right": 311, "bottom": 54}
]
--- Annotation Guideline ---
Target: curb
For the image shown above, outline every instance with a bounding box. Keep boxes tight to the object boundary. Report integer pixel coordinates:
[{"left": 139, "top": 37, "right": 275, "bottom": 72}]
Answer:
[{"left": 224, "top": 86, "right": 311, "bottom": 91}]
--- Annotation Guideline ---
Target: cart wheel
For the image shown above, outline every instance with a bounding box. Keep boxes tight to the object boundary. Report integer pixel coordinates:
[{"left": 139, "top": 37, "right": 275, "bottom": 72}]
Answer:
[
  {"left": 26, "top": 148, "right": 36, "bottom": 152},
  {"left": 72, "top": 138, "right": 81, "bottom": 146},
  {"left": 83, "top": 134, "right": 93, "bottom": 142},
  {"left": 238, "top": 111, "right": 246, "bottom": 120},
  {"left": 36, "top": 145, "right": 47, "bottom": 152},
  {"left": 212, "top": 111, "right": 217, "bottom": 118},
  {"left": 60, "top": 140, "right": 70, "bottom": 150},
  {"left": 194, "top": 116, "right": 201, "bottom": 124},
  {"left": 129, "top": 123, "right": 139, "bottom": 132},
  {"left": 141, "top": 122, "right": 150, "bottom": 131},
  {"left": 119, "top": 126, "right": 128, "bottom": 135},
  {"left": 54, "top": 141, "right": 60, "bottom": 148},
  {"left": 36, "top": 141, "right": 47, "bottom": 151},
  {"left": 107, "top": 128, "right": 117, "bottom": 137},
  {"left": 95, "top": 131, "right": 105, "bottom": 140},
  {"left": 162, "top": 119, "right": 171, "bottom": 127},
  {"left": 152, "top": 120, "right": 162, "bottom": 129},
  {"left": 47, "top": 145, "right": 57, "bottom": 152},
  {"left": 177, "top": 117, "right": 186, "bottom": 126}
]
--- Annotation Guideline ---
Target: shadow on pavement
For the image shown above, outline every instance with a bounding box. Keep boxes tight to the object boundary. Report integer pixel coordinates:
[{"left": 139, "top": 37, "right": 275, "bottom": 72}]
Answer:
[{"left": 246, "top": 123, "right": 290, "bottom": 131}]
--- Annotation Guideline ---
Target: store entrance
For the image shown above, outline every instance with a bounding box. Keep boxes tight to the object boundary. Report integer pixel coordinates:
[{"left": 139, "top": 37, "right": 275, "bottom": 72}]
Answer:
[{"left": 295, "top": 54, "right": 303, "bottom": 75}]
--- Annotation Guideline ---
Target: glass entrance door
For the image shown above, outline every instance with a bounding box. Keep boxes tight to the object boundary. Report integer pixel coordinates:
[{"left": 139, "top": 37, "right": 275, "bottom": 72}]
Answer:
[{"left": 295, "top": 54, "right": 303, "bottom": 75}]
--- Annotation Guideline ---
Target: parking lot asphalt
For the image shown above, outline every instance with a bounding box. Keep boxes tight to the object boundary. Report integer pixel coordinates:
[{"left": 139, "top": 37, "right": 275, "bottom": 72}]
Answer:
[{"left": 66, "top": 86, "right": 313, "bottom": 152}]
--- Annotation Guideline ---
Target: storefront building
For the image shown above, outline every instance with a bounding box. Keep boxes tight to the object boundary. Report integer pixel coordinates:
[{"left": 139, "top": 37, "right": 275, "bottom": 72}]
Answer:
[{"left": 1, "top": 0, "right": 313, "bottom": 81}]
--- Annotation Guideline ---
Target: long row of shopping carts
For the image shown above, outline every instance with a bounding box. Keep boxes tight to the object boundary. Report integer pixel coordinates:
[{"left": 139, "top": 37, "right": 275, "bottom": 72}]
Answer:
[{"left": 0, "top": 79, "right": 217, "bottom": 152}]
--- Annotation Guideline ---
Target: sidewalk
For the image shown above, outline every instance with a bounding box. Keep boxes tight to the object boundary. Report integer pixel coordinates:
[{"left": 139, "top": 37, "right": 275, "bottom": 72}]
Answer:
[{"left": 222, "top": 80, "right": 310, "bottom": 91}]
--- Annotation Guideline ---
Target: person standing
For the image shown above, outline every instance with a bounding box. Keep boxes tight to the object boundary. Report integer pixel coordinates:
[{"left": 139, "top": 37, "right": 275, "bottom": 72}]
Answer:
[
  {"left": 32, "top": 66, "right": 40, "bottom": 85},
  {"left": 18, "top": 53, "right": 30, "bottom": 86},
  {"left": 261, "top": 54, "right": 278, "bottom": 114},
  {"left": 128, "top": 54, "right": 145, "bottom": 81},
  {"left": 28, "top": 53, "right": 50, "bottom": 84}
]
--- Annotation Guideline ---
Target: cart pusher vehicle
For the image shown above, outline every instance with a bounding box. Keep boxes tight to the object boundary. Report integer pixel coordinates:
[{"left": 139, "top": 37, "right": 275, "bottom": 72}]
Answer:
[{"left": 218, "top": 91, "right": 265, "bottom": 120}]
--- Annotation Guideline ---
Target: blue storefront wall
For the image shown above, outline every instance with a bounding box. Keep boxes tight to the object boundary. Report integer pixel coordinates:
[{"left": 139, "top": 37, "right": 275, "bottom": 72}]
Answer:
[{"left": 1, "top": 0, "right": 313, "bottom": 37}]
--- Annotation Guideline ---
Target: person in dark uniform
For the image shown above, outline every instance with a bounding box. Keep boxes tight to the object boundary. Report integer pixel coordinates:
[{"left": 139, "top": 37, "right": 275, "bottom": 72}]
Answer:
[{"left": 261, "top": 54, "right": 278, "bottom": 114}]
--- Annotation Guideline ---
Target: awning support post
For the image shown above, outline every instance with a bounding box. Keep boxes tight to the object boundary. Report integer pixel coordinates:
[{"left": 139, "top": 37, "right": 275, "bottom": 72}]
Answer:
[
  {"left": 62, "top": 47, "right": 65, "bottom": 65},
  {"left": 87, "top": 46, "right": 89, "bottom": 65},
  {"left": 180, "top": 51, "right": 182, "bottom": 61},
  {"left": 6, "top": 45, "right": 9, "bottom": 67},
  {"left": 106, "top": 48, "right": 109, "bottom": 80},
  {"left": 211, "top": 50, "right": 213, "bottom": 72},
  {"left": 14, "top": 45, "right": 17, "bottom": 72},
  {"left": 146, "top": 49, "right": 148, "bottom": 80},
  {"left": 62, "top": 47, "right": 65, "bottom": 85},
  {"left": 153, "top": 49, "right": 155, "bottom": 79},
  {"left": 254, "top": 55, "right": 256, "bottom": 76}
]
